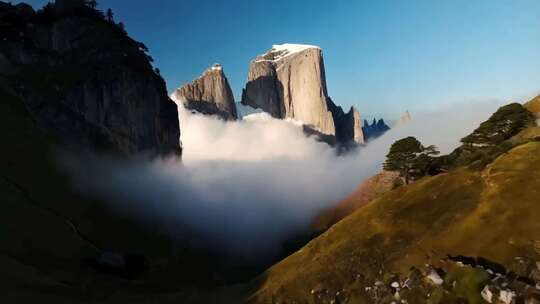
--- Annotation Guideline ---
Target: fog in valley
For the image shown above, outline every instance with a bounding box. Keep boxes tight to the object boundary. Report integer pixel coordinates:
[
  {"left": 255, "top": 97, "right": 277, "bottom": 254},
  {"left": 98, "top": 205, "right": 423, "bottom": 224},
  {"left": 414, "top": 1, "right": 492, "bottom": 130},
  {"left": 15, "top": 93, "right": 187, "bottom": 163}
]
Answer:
[{"left": 62, "top": 100, "right": 504, "bottom": 260}]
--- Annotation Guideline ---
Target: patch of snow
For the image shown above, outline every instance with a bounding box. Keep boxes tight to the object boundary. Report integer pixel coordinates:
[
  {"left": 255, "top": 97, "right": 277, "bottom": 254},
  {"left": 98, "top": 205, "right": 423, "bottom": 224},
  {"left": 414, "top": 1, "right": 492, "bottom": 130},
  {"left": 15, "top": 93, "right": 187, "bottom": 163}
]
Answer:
[
  {"left": 272, "top": 43, "right": 320, "bottom": 54},
  {"left": 211, "top": 63, "right": 222, "bottom": 71},
  {"left": 256, "top": 43, "right": 320, "bottom": 62}
]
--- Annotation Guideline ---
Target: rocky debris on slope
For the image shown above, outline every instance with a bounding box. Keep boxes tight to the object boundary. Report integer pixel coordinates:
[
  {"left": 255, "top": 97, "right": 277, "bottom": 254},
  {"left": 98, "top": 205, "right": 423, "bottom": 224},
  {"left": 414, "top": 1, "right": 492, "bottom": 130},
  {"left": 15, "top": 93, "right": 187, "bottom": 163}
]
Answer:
[
  {"left": 363, "top": 118, "right": 391, "bottom": 140},
  {"left": 171, "top": 63, "right": 237, "bottom": 120},
  {"left": 0, "top": 1, "right": 180, "bottom": 157},
  {"left": 242, "top": 44, "right": 364, "bottom": 145},
  {"left": 304, "top": 256, "right": 540, "bottom": 304}
]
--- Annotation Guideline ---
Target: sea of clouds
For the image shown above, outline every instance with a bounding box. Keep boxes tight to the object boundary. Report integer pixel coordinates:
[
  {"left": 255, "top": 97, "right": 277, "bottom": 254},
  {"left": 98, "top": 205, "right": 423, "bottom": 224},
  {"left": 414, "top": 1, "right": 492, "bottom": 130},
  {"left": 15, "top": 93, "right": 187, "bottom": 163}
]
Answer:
[{"left": 63, "top": 100, "right": 504, "bottom": 260}]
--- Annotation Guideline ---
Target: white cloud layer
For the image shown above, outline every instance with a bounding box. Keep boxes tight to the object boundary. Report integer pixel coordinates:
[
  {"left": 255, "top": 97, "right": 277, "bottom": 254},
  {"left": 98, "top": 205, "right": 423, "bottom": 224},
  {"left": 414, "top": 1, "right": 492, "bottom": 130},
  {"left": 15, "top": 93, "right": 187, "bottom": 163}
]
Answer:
[{"left": 63, "top": 100, "right": 504, "bottom": 259}]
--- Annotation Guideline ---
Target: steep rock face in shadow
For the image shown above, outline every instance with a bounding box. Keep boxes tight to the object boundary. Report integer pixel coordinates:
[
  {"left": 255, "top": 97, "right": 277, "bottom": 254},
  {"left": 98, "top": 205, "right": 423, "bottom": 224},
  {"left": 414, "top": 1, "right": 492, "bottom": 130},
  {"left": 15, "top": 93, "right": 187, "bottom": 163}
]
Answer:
[
  {"left": 328, "top": 101, "right": 364, "bottom": 144},
  {"left": 363, "top": 118, "right": 391, "bottom": 141},
  {"left": 242, "top": 44, "right": 366, "bottom": 145},
  {"left": 0, "top": 1, "right": 181, "bottom": 157},
  {"left": 241, "top": 60, "right": 283, "bottom": 118},
  {"left": 171, "top": 64, "right": 237, "bottom": 120}
]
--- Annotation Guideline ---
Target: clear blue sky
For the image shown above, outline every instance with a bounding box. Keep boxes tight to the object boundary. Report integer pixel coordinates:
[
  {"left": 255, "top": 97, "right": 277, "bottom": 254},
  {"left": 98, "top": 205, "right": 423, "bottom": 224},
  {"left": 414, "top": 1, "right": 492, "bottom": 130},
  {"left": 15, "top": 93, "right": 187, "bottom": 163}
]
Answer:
[{"left": 19, "top": 0, "right": 540, "bottom": 117}]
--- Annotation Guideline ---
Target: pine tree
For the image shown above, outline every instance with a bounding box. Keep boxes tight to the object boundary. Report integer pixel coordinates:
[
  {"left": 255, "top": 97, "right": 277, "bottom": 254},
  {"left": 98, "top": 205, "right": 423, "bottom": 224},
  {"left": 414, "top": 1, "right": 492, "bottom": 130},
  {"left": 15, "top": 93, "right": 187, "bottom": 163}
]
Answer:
[
  {"left": 384, "top": 137, "right": 440, "bottom": 184},
  {"left": 105, "top": 8, "right": 114, "bottom": 22},
  {"left": 461, "top": 103, "right": 535, "bottom": 147}
]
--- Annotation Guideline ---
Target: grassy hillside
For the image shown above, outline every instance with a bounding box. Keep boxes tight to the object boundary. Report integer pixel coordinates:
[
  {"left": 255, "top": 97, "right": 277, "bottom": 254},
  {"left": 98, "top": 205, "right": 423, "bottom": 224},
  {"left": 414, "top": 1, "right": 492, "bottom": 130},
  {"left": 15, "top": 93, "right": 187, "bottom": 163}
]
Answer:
[
  {"left": 312, "top": 171, "right": 401, "bottom": 232},
  {"left": 525, "top": 94, "right": 540, "bottom": 115},
  {"left": 246, "top": 127, "right": 540, "bottom": 303}
]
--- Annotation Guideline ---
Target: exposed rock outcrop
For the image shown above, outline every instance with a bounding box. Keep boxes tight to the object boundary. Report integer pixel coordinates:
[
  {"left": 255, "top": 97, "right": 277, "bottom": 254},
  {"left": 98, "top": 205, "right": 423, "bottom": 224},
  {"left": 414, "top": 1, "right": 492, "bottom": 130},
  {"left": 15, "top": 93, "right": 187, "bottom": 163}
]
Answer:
[
  {"left": 363, "top": 118, "right": 391, "bottom": 141},
  {"left": 328, "top": 102, "right": 364, "bottom": 144},
  {"left": 171, "top": 64, "right": 237, "bottom": 120},
  {"left": 0, "top": 1, "right": 180, "bottom": 157},
  {"left": 242, "top": 44, "right": 363, "bottom": 144}
]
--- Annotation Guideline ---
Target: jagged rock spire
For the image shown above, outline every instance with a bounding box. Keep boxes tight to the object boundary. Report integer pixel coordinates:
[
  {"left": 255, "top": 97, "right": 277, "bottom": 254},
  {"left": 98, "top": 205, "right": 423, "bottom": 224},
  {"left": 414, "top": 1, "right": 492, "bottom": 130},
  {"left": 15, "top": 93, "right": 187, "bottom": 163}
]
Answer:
[{"left": 171, "top": 63, "right": 237, "bottom": 120}]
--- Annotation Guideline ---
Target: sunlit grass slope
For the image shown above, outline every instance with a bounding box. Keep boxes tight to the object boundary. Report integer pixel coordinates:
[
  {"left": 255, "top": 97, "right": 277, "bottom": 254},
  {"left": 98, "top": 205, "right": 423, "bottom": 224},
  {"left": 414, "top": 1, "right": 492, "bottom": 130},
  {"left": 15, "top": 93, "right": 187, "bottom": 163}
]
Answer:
[
  {"left": 247, "top": 132, "right": 540, "bottom": 304},
  {"left": 525, "top": 94, "right": 540, "bottom": 114}
]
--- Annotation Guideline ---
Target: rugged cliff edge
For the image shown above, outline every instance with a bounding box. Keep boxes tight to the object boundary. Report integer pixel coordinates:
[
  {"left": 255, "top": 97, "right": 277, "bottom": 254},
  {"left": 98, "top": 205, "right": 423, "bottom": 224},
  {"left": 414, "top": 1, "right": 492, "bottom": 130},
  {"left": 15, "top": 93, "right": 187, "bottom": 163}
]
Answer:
[
  {"left": 171, "top": 63, "right": 237, "bottom": 120},
  {"left": 0, "top": 1, "right": 181, "bottom": 156},
  {"left": 242, "top": 44, "right": 364, "bottom": 144}
]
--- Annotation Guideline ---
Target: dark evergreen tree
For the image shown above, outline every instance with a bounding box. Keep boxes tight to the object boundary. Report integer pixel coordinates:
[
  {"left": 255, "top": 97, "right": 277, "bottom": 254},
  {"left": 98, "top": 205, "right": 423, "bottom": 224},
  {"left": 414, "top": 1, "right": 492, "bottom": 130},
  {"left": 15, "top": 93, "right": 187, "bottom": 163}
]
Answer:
[
  {"left": 461, "top": 103, "right": 535, "bottom": 147},
  {"left": 384, "top": 137, "right": 440, "bottom": 184},
  {"left": 105, "top": 8, "right": 113, "bottom": 22}
]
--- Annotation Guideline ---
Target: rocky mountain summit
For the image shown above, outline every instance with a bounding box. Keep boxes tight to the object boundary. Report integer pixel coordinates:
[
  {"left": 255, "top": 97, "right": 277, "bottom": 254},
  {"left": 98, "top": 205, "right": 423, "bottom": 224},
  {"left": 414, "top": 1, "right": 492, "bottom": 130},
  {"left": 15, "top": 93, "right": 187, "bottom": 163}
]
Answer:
[
  {"left": 363, "top": 118, "right": 391, "bottom": 140},
  {"left": 242, "top": 44, "right": 364, "bottom": 145},
  {"left": 399, "top": 110, "right": 412, "bottom": 124},
  {"left": 0, "top": 0, "right": 181, "bottom": 156},
  {"left": 171, "top": 63, "right": 237, "bottom": 120}
]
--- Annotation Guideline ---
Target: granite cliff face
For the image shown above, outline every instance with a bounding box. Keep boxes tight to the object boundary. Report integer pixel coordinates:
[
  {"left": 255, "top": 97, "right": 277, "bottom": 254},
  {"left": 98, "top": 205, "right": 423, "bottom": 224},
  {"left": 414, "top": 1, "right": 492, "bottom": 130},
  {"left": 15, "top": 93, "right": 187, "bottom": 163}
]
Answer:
[
  {"left": 0, "top": 1, "right": 181, "bottom": 157},
  {"left": 242, "top": 44, "right": 364, "bottom": 144},
  {"left": 171, "top": 64, "right": 237, "bottom": 120}
]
